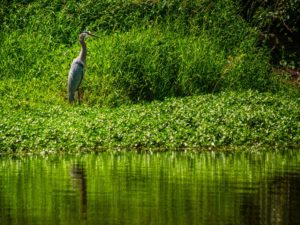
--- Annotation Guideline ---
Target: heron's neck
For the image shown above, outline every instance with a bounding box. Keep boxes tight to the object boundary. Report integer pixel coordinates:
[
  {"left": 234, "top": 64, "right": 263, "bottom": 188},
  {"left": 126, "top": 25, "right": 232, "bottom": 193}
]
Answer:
[{"left": 78, "top": 39, "right": 87, "bottom": 64}]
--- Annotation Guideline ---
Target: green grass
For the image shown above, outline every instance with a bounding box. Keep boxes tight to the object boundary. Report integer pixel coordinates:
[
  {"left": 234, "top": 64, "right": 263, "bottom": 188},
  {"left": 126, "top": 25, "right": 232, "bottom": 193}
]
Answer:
[
  {"left": 0, "top": 0, "right": 286, "bottom": 106},
  {"left": 0, "top": 0, "right": 299, "bottom": 153},
  {"left": 0, "top": 27, "right": 288, "bottom": 107}
]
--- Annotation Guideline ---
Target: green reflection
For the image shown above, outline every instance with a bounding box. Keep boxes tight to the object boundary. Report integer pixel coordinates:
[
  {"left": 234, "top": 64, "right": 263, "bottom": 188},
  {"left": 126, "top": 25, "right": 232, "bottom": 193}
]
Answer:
[{"left": 0, "top": 150, "right": 300, "bottom": 225}]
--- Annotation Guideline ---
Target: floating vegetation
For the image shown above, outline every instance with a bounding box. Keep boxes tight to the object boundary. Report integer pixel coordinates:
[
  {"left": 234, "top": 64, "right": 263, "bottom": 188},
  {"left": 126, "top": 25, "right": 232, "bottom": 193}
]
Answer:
[{"left": 1, "top": 91, "right": 299, "bottom": 153}]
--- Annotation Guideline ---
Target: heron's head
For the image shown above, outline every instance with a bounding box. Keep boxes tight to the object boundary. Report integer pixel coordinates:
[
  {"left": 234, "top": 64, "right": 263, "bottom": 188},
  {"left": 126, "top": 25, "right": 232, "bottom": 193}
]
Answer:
[{"left": 79, "top": 31, "right": 99, "bottom": 41}]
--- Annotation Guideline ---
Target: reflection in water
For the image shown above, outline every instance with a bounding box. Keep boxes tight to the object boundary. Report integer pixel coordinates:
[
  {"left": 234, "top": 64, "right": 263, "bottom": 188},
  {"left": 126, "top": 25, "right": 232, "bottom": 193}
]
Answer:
[
  {"left": 0, "top": 151, "right": 299, "bottom": 225},
  {"left": 241, "top": 172, "right": 300, "bottom": 225},
  {"left": 70, "top": 164, "right": 87, "bottom": 221}
]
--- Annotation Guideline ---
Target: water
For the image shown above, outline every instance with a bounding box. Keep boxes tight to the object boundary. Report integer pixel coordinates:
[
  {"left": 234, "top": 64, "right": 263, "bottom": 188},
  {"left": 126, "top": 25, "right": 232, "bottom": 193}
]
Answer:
[{"left": 0, "top": 150, "right": 300, "bottom": 225}]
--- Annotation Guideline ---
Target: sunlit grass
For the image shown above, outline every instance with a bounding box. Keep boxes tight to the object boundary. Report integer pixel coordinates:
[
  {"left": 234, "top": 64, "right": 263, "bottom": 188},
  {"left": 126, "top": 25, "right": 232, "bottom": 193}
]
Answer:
[
  {"left": 0, "top": 0, "right": 299, "bottom": 153},
  {"left": 1, "top": 0, "right": 291, "bottom": 107}
]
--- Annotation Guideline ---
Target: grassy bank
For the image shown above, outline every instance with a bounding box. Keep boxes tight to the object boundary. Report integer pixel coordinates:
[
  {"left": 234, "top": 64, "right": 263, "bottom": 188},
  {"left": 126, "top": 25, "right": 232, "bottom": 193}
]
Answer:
[
  {"left": 1, "top": 0, "right": 286, "bottom": 106},
  {"left": 0, "top": 0, "right": 299, "bottom": 153}
]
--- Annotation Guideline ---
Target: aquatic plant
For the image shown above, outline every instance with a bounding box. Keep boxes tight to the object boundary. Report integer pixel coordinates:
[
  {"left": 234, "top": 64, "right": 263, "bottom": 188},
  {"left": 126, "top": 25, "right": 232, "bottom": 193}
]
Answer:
[{"left": 0, "top": 91, "right": 299, "bottom": 153}]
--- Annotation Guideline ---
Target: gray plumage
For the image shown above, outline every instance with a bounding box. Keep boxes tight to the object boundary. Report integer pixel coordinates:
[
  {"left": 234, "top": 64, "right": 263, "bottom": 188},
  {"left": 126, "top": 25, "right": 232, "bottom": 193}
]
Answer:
[
  {"left": 68, "top": 31, "right": 98, "bottom": 103},
  {"left": 68, "top": 59, "right": 85, "bottom": 103}
]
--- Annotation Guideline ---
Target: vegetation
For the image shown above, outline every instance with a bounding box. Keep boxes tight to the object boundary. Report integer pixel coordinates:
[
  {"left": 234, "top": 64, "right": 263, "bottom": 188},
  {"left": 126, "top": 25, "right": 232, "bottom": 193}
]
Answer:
[
  {"left": 1, "top": 91, "right": 299, "bottom": 153},
  {"left": 0, "top": 0, "right": 299, "bottom": 153},
  {"left": 239, "top": 0, "right": 300, "bottom": 68}
]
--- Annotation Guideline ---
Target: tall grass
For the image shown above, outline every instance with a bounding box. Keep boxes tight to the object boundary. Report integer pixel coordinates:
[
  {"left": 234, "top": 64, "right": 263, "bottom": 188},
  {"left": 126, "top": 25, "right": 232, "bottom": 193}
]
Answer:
[
  {"left": 85, "top": 29, "right": 272, "bottom": 105},
  {"left": 0, "top": 0, "right": 296, "bottom": 107}
]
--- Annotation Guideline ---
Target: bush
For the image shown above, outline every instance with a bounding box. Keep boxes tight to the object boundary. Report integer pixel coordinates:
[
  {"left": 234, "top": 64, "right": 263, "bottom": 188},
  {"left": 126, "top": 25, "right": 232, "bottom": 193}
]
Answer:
[
  {"left": 0, "top": 0, "right": 293, "bottom": 107},
  {"left": 239, "top": 0, "right": 300, "bottom": 67},
  {"left": 83, "top": 28, "right": 273, "bottom": 106}
]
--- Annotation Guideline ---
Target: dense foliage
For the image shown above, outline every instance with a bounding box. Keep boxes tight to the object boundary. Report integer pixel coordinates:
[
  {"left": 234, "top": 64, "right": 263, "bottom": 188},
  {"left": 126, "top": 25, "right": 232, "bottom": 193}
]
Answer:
[
  {"left": 0, "top": 0, "right": 299, "bottom": 152},
  {"left": 1, "top": 0, "right": 294, "bottom": 106},
  {"left": 1, "top": 91, "right": 299, "bottom": 153},
  {"left": 239, "top": 0, "right": 300, "bottom": 68}
]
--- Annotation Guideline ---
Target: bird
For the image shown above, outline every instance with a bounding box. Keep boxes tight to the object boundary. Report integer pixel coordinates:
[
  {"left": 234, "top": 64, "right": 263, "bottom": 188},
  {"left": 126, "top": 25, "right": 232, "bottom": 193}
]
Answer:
[{"left": 68, "top": 31, "right": 98, "bottom": 103}]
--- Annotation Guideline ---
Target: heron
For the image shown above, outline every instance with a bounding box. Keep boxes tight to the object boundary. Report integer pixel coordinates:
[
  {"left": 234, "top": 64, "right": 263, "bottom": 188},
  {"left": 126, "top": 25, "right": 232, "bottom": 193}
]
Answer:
[{"left": 68, "top": 31, "right": 98, "bottom": 103}]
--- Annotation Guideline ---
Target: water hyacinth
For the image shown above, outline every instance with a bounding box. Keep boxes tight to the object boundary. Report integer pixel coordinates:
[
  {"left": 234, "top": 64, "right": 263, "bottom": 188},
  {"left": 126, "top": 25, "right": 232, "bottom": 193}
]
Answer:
[{"left": 1, "top": 91, "right": 299, "bottom": 153}]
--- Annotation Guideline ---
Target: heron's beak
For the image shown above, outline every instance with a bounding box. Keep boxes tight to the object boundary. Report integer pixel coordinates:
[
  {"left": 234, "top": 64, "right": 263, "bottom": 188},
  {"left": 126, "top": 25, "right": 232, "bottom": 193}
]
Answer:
[{"left": 88, "top": 33, "right": 99, "bottom": 38}]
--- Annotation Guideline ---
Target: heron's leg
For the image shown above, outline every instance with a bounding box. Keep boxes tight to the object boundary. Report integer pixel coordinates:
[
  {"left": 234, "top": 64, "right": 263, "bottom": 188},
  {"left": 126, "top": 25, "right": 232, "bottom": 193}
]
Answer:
[
  {"left": 79, "top": 88, "right": 85, "bottom": 104},
  {"left": 78, "top": 89, "right": 81, "bottom": 105}
]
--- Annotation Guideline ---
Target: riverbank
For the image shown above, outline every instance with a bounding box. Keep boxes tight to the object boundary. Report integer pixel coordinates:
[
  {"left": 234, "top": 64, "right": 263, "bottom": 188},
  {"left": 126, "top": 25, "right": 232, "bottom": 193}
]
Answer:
[
  {"left": 1, "top": 1, "right": 299, "bottom": 154},
  {"left": 1, "top": 91, "right": 299, "bottom": 154}
]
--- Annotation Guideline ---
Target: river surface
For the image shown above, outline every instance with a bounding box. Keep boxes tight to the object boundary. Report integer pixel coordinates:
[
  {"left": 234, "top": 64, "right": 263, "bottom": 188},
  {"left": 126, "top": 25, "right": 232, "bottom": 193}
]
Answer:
[{"left": 0, "top": 150, "right": 300, "bottom": 225}]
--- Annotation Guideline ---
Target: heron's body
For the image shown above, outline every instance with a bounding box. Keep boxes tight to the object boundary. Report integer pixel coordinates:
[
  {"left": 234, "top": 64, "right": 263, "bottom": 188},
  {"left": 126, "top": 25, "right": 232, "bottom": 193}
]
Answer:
[
  {"left": 68, "top": 32, "right": 97, "bottom": 103},
  {"left": 68, "top": 59, "right": 85, "bottom": 102}
]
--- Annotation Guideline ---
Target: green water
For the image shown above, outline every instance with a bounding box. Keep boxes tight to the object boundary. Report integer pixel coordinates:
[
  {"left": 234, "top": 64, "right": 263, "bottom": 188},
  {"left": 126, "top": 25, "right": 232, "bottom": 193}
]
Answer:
[{"left": 0, "top": 151, "right": 300, "bottom": 225}]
